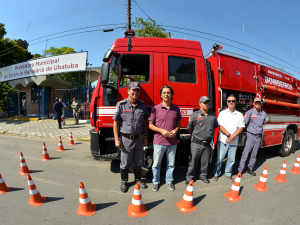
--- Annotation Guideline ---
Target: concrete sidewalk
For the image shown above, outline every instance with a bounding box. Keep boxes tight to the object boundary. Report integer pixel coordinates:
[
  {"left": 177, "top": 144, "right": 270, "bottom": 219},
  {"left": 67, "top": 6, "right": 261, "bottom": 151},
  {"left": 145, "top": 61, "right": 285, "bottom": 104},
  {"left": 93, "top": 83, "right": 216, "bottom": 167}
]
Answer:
[{"left": 0, "top": 117, "right": 93, "bottom": 140}]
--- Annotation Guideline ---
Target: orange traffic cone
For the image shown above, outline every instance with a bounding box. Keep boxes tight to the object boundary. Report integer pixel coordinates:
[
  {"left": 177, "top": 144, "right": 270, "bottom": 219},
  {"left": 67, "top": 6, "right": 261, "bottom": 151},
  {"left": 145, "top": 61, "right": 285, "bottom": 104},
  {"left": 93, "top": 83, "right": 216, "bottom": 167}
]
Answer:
[
  {"left": 128, "top": 183, "right": 148, "bottom": 217},
  {"left": 41, "top": 142, "right": 51, "bottom": 161},
  {"left": 253, "top": 165, "right": 268, "bottom": 192},
  {"left": 290, "top": 155, "right": 300, "bottom": 175},
  {"left": 0, "top": 174, "right": 10, "bottom": 195},
  {"left": 68, "top": 132, "right": 75, "bottom": 145},
  {"left": 57, "top": 136, "right": 65, "bottom": 151},
  {"left": 274, "top": 160, "right": 287, "bottom": 183},
  {"left": 224, "top": 172, "right": 242, "bottom": 202},
  {"left": 19, "top": 152, "right": 31, "bottom": 175},
  {"left": 27, "top": 175, "right": 46, "bottom": 206},
  {"left": 77, "top": 182, "right": 96, "bottom": 216},
  {"left": 176, "top": 180, "right": 197, "bottom": 213}
]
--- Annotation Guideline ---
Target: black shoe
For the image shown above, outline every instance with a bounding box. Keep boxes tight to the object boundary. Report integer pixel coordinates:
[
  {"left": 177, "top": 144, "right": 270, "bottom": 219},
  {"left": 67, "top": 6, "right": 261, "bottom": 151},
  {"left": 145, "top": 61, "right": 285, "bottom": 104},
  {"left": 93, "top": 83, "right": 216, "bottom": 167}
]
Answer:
[
  {"left": 185, "top": 180, "right": 190, "bottom": 186},
  {"left": 120, "top": 181, "right": 128, "bottom": 193},
  {"left": 246, "top": 168, "right": 256, "bottom": 176},
  {"left": 134, "top": 168, "right": 148, "bottom": 189},
  {"left": 136, "top": 180, "right": 148, "bottom": 189},
  {"left": 200, "top": 178, "right": 210, "bottom": 184}
]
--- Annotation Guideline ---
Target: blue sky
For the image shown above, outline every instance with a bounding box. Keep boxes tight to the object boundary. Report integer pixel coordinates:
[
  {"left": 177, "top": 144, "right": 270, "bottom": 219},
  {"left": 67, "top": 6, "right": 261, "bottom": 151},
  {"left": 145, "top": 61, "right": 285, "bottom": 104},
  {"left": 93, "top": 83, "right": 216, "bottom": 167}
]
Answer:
[{"left": 2, "top": 0, "right": 300, "bottom": 78}]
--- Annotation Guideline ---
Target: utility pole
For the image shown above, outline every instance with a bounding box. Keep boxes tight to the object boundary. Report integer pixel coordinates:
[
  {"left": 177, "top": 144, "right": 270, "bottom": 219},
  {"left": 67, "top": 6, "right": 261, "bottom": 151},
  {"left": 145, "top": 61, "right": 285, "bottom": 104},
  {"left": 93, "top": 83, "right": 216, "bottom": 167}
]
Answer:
[{"left": 127, "top": 0, "right": 131, "bottom": 30}]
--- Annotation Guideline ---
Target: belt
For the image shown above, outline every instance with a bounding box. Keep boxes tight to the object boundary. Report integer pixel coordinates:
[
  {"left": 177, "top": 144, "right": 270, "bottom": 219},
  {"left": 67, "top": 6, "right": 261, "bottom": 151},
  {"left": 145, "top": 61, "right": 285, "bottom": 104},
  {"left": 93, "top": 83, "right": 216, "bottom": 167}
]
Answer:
[
  {"left": 191, "top": 136, "right": 211, "bottom": 146},
  {"left": 121, "top": 133, "right": 143, "bottom": 140},
  {"left": 247, "top": 132, "right": 263, "bottom": 137}
]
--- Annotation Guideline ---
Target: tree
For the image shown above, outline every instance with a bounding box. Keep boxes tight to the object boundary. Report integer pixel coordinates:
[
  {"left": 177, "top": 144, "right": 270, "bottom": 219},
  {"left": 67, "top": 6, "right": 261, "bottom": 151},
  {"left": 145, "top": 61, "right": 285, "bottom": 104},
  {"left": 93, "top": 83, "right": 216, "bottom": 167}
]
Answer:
[
  {"left": 32, "top": 53, "right": 42, "bottom": 59},
  {"left": 132, "top": 17, "right": 168, "bottom": 38},
  {"left": 44, "top": 46, "right": 75, "bottom": 56}
]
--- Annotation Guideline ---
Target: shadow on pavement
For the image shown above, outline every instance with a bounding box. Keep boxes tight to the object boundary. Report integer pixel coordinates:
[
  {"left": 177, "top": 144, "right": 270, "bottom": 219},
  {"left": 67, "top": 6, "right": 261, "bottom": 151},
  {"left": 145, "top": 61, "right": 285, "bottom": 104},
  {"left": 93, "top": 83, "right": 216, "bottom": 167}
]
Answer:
[
  {"left": 44, "top": 197, "right": 64, "bottom": 203},
  {"left": 7, "top": 187, "right": 25, "bottom": 192},
  {"left": 49, "top": 157, "right": 62, "bottom": 160},
  {"left": 146, "top": 199, "right": 164, "bottom": 211},
  {"left": 95, "top": 202, "right": 118, "bottom": 211},
  {"left": 30, "top": 170, "right": 44, "bottom": 174},
  {"left": 193, "top": 194, "right": 206, "bottom": 206}
]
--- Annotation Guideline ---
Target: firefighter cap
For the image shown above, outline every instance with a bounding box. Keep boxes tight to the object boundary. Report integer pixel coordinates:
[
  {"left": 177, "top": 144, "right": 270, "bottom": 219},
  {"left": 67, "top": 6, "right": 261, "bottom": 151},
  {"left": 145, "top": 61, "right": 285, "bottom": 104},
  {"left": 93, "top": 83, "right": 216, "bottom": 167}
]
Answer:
[
  {"left": 200, "top": 96, "right": 210, "bottom": 103},
  {"left": 129, "top": 82, "right": 141, "bottom": 89},
  {"left": 254, "top": 97, "right": 262, "bottom": 102}
]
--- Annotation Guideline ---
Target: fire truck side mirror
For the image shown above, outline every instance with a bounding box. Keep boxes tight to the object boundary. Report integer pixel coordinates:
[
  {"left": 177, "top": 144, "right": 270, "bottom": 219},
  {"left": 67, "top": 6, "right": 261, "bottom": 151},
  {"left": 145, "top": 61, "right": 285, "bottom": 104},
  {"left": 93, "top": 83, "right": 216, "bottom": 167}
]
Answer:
[
  {"left": 100, "top": 62, "right": 110, "bottom": 84},
  {"left": 103, "top": 49, "right": 113, "bottom": 62}
]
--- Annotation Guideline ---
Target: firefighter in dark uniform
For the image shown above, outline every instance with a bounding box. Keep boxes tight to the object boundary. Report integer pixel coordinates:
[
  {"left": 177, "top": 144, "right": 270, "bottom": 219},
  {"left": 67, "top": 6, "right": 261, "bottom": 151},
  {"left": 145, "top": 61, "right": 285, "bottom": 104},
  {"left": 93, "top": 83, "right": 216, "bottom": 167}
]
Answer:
[
  {"left": 53, "top": 98, "right": 63, "bottom": 129},
  {"left": 113, "top": 82, "right": 149, "bottom": 193},
  {"left": 238, "top": 97, "right": 266, "bottom": 176},
  {"left": 186, "top": 96, "right": 218, "bottom": 185}
]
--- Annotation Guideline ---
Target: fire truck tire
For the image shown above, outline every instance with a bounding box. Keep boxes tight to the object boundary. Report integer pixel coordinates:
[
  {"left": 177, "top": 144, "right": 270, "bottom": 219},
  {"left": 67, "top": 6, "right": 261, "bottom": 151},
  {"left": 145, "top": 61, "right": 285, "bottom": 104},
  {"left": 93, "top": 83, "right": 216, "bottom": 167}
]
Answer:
[{"left": 276, "top": 129, "right": 295, "bottom": 157}]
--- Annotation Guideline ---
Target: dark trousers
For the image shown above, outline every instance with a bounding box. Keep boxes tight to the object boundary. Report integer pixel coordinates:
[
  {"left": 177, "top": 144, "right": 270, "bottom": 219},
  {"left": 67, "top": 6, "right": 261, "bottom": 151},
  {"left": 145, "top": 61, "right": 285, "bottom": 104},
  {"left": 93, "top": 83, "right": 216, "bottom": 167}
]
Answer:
[
  {"left": 186, "top": 142, "right": 211, "bottom": 181},
  {"left": 56, "top": 111, "right": 62, "bottom": 128},
  {"left": 120, "top": 136, "right": 144, "bottom": 170}
]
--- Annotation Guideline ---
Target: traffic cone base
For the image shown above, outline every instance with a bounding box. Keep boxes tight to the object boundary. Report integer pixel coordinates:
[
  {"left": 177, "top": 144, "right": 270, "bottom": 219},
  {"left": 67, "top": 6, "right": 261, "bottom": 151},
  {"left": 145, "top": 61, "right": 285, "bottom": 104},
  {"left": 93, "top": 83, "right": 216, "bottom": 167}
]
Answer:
[
  {"left": 253, "top": 165, "right": 268, "bottom": 192},
  {"left": 28, "top": 196, "right": 46, "bottom": 206},
  {"left": 77, "top": 203, "right": 96, "bottom": 216},
  {"left": 224, "top": 172, "right": 242, "bottom": 202},
  {"left": 176, "top": 180, "right": 197, "bottom": 213},
  {"left": 19, "top": 152, "right": 31, "bottom": 175},
  {"left": 128, "top": 183, "right": 148, "bottom": 217},
  {"left": 290, "top": 155, "right": 300, "bottom": 174},
  {"left": 274, "top": 160, "right": 287, "bottom": 183},
  {"left": 0, "top": 175, "right": 10, "bottom": 195},
  {"left": 27, "top": 175, "right": 46, "bottom": 207},
  {"left": 77, "top": 182, "right": 96, "bottom": 216}
]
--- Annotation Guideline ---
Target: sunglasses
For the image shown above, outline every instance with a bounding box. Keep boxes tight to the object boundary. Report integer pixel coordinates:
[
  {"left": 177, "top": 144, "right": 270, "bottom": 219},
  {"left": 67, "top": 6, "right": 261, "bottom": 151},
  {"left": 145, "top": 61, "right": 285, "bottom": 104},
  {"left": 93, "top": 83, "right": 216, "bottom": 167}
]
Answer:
[{"left": 227, "top": 100, "right": 236, "bottom": 103}]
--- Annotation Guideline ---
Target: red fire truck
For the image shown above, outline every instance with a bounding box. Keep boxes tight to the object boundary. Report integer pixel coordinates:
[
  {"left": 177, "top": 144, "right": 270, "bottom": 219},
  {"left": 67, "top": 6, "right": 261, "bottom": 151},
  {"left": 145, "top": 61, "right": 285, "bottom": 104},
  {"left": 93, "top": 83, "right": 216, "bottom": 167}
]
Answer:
[{"left": 90, "top": 31, "right": 300, "bottom": 173}]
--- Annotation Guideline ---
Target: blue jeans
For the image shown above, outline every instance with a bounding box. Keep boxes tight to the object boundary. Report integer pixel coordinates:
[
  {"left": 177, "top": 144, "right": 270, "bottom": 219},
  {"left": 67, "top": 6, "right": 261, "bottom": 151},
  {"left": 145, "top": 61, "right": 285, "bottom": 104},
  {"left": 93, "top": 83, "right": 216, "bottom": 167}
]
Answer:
[
  {"left": 213, "top": 141, "right": 237, "bottom": 177},
  {"left": 152, "top": 144, "right": 177, "bottom": 184}
]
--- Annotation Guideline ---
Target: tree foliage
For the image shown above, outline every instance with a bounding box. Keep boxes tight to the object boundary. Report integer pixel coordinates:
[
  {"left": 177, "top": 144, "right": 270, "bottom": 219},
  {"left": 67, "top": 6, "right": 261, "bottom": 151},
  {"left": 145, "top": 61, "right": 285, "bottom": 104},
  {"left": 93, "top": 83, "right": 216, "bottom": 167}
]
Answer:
[
  {"left": 132, "top": 17, "right": 168, "bottom": 38},
  {"left": 44, "top": 46, "right": 75, "bottom": 56}
]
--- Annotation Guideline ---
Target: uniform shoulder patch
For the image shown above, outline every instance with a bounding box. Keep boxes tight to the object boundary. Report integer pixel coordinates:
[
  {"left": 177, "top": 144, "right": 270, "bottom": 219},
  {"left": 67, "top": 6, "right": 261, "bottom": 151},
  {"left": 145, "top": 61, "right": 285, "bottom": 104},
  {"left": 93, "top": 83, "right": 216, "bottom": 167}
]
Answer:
[{"left": 119, "top": 99, "right": 127, "bottom": 104}]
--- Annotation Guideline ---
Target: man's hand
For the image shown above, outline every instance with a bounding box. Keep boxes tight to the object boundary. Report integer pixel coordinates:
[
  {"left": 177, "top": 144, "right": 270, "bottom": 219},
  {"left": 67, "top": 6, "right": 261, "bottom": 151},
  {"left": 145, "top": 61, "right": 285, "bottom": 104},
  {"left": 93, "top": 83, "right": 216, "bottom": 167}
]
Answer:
[
  {"left": 229, "top": 134, "right": 236, "bottom": 141},
  {"left": 226, "top": 138, "right": 232, "bottom": 143},
  {"left": 144, "top": 137, "right": 148, "bottom": 146},
  {"left": 161, "top": 129, "right": 170, "bottom": 137},
  {"left": 169, "top": 130, "right": 177, "bottom": 138},
  {"left": 115, "top": 139, "right": 123, "bottom": 149}
]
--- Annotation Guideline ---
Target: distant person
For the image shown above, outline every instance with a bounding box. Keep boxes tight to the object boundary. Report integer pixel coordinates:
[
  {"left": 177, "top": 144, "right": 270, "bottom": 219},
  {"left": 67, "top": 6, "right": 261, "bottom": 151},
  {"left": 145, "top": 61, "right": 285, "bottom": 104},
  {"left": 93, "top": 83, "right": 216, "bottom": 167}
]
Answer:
[
  {"left": 21, "top": 96, "right": 26, "bottom": 115},
  {"left": 149, "top": 85, "right": 182, "bottom": 192},
  {"left": 53, "top": 98, "right": 63, "bottom": 129},
  {"left": 212, "top": 94, "right": 245, "bottom": 182},
  {"left": 238, "top": 97, "right": 266, "bottom": 176},
  {"left": 71, "top": 97, "right": 81, "bottom": 125},
  {"left": 59, "top": 98, "right": 67, "bottom": 125}
]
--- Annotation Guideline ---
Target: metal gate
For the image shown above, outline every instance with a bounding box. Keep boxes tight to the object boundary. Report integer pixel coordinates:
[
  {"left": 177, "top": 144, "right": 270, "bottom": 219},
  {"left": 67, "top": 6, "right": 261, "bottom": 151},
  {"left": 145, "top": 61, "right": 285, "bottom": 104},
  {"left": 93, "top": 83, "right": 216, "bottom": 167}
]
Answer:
[
  {"left": 6, "top": 92, "right": 18, "bottom": 118},
  {"left": 38, "top": 88, "right": 49, "bottom": 119},
  {"left": 53, "top": 85, "right": 95, "bottom": 119}
]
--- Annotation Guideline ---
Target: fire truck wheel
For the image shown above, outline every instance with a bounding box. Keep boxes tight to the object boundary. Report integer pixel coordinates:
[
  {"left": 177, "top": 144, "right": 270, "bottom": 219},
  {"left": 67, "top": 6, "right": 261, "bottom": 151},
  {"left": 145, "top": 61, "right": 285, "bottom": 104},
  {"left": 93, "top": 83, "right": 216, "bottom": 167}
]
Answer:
[{"left": 276, "top": 129, "right": 295, "bottom": 157}]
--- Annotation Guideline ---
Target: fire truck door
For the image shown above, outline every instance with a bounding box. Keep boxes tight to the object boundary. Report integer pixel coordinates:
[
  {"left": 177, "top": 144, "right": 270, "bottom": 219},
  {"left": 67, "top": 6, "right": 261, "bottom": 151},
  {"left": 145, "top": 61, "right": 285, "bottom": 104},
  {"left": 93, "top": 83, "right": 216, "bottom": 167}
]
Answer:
[{"left": 117, "top": 53, "right": 154, "bottom": 106}]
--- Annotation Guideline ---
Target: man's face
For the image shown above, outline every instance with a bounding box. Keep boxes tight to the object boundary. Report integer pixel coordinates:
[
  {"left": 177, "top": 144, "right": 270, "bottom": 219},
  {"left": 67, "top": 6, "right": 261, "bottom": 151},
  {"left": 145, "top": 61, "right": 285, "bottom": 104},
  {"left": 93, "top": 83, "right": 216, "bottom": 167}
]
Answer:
[
  {"left": 59, "top": 99, "right": 62, "bottom": 102},
  {"left": 254, "top": 101, "right": 262, "bottom": 110},
  {"left": 200, "top": 101, "right": 209, "bottom": 111},
  {"left": 161, "top": 88, "right": 172, "bottom": 102},
  {"left": 73, "top": 98, "right": 76, "bottom": 102},
  {"left": 128, "top": 88, "right": 140, "bottom": 100},
  {"left": 227, "top": 96, "right": 237, "bottom": 109}
]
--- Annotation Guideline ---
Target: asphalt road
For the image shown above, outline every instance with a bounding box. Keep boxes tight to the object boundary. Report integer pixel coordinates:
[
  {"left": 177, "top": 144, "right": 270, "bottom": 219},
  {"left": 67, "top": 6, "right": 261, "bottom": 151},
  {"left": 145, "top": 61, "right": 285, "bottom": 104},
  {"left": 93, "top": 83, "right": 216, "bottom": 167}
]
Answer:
[{"left": 0, "top": 135, "right": 299, "bottom": 225}]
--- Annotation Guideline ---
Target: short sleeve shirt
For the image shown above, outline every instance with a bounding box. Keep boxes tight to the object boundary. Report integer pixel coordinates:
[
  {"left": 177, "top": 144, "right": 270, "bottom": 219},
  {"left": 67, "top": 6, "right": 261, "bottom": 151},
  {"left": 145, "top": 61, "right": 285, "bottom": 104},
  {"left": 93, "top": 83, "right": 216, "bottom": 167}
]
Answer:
[
  {"left": 53, "top": 102, "right": 63, "bottom": 112},
  {"left": 21, "top": 99, "right": 26, "bottom": 106},
  {"left": 217, "top": 108, "right": 245, "bottom": 145},
  {"left": 113, "top": 98, "right": 149, "bottom": 135},
  {"left": 148, "top": 103, "right": 182, "bottom": 146},
  {"left": 244, "top": 108, "right": 266, "bottom": 135},
  {"left": 72, "top": 101, "right": 81, "bottom": 112},
  {"left": 187, "top": 109, "right": 218, "bottom": 141}
]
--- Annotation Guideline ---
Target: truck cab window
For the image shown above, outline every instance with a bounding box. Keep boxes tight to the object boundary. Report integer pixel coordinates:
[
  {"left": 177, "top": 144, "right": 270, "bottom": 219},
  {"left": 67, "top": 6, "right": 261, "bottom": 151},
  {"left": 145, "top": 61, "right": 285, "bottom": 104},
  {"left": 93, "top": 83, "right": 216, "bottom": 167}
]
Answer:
[
  {"left": 168, "top": 56, "right": 196, "bottom": 83},
  {"left": 119, "top": 54, "right": 150, "bottom": 88}
]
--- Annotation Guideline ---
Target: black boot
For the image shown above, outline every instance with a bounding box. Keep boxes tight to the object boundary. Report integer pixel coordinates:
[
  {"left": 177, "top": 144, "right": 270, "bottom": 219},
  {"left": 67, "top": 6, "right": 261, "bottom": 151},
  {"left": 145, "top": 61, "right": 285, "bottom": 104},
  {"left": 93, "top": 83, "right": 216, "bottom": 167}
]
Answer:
[
  {"left": 120, "top": 169, "right": 128, "bottom": 193},
  {"left": 134, "top": 168, "right": 148, "bottom": 189}
]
